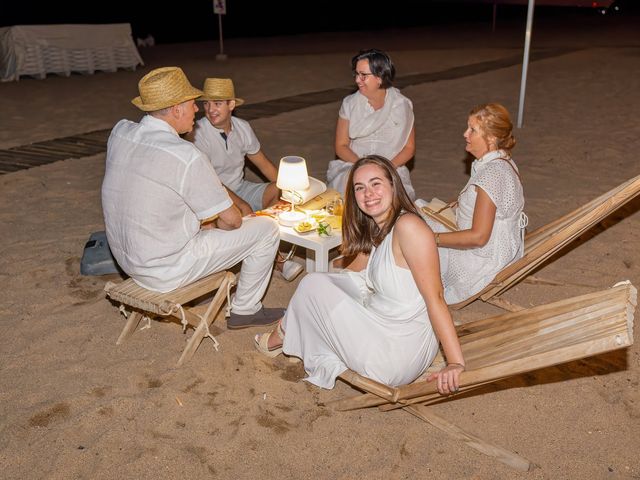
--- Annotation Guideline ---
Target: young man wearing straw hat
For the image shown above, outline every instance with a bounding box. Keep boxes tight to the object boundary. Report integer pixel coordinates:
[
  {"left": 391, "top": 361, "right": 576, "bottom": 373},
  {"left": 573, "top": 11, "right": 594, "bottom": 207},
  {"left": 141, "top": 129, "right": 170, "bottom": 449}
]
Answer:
[
  {"left": 102, "top": 67, "right": 285, "bottom": 329},
  {"left": 191, "top": 78, "right": 280, "bottom": 214},
  {"left": 191, "top": 77, "right": 303, "bottom": 282}
]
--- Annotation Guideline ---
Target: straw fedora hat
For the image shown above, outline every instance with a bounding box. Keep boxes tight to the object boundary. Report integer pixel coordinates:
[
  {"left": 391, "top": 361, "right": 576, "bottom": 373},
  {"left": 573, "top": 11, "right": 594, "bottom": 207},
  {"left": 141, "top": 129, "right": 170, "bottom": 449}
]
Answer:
[
  {"left": 131, "top": 67, "right": 203, "bottom": 111},
  {"left": 200, "top": 78, "right": 245, "bottom": 106}
]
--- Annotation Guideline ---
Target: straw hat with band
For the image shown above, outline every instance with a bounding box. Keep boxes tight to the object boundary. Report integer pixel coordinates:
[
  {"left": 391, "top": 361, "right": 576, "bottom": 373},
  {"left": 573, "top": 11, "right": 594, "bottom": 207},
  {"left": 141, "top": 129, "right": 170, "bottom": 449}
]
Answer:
[
  {"left": 132, "top": 67, "right": 203, "bottom": 112},
  {"left": 200, "top": 78, "right": 245, "bottom": 106}
]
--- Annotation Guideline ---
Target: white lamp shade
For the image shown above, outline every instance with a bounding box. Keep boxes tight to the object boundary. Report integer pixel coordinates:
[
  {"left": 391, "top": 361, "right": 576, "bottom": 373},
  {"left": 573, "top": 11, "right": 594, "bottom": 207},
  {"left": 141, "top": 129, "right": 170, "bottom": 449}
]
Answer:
[{"left": 277, "top": 156, "right": 310, "bottom": 191}]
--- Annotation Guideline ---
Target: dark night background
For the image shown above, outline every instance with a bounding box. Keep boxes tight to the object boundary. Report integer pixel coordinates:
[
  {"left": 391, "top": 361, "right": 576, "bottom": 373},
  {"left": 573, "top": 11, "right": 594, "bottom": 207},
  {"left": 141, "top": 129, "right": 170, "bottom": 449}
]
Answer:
[{"left": 2, "top": 1, "right": 637, "bottom": 44}]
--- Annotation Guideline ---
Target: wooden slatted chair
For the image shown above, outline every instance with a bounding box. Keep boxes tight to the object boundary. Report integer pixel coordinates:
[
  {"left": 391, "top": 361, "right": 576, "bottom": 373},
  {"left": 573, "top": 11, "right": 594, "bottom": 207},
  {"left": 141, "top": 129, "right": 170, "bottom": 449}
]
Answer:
[
  {"left": 327, "top": 281, "right": 636, "bottom": 471},
  {"left": 104, "top": 271, "right": 236, "bottom": 366},
  {"left": 421, "top": 174, "right": 640, "bottom": 311}
]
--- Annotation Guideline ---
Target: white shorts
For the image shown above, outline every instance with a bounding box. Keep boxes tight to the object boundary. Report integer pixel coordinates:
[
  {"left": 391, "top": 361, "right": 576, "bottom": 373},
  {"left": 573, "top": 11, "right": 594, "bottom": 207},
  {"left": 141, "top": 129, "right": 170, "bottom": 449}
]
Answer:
[{"left": 234, "top": 180, "right": 269, "bottom": 211}]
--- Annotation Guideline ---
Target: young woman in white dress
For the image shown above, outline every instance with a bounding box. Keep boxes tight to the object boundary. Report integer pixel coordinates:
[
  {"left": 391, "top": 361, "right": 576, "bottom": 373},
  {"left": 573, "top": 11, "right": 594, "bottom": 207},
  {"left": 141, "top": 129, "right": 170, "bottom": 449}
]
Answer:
[
  {"left": 326, "top": 49, "right": 416, "bottom": 200},
  {"left": 256, "top": 155, "right": 464, "bottom": 395},
  {"left": 418, "top": 103, "right": 527, "bottom": 305}
]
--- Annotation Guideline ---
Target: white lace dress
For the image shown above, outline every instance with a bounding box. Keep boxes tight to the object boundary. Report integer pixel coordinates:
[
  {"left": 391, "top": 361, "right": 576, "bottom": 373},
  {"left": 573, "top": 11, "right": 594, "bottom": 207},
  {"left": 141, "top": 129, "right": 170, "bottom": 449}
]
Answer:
[
  {"left": 326, "top": 87, "right": 415, "bottom": 199},
  {"left": 422, "top": 150, "right": 526, "bottom": 304},
  {"left": 282, "top": 227, "right": 440, "bottom": 389}
]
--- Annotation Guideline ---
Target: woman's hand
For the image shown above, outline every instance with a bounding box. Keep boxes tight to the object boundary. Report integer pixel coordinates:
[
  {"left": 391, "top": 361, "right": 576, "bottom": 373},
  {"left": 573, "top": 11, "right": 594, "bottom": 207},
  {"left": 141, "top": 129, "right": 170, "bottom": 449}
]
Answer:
[{"left": 427, "top": 363, "right": 465, "bottom": 395}]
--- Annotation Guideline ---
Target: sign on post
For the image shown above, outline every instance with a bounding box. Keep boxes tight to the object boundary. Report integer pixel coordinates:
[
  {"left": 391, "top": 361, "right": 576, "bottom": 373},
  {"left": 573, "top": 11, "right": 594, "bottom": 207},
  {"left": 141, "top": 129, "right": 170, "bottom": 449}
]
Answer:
[{"left": 213, "top": 0, "right": 226, "bottom": 14}]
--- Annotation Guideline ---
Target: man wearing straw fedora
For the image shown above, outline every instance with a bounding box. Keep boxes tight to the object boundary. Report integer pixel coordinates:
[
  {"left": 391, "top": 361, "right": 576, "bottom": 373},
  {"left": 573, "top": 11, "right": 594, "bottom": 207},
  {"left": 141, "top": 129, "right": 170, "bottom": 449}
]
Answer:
[
  {"left": 191, "top": 78, "right": 280, "bottom": 214},
  {"left": 102, "top": 67, "right": 285, "bottom": 329},
  {"left": 191, "top": 77, "right": 303, "bottom": 282}
]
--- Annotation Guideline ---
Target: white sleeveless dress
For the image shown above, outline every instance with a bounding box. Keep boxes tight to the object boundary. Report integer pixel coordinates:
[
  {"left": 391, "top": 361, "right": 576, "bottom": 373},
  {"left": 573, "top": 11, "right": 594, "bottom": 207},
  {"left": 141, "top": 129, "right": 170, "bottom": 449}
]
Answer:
[
  {"left": 282, "top": 227, "right": 440, "bottom": 389},
  {"left": 420, "top": 150, "right": 526, "bottom": 304}
]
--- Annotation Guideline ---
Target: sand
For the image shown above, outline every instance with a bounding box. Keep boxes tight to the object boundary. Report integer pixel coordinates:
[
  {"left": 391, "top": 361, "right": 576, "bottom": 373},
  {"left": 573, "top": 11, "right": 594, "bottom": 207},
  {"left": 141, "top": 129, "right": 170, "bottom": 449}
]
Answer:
[{"left": 1, "top": 19, "right": 639, "bottom": 479}]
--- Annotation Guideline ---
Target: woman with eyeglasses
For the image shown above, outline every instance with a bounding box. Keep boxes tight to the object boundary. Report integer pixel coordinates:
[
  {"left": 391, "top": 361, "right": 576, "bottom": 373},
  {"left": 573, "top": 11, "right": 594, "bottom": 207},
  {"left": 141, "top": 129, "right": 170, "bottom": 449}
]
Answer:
[{"left": 326, "top": 49, "right": 416, "bottom": 200}]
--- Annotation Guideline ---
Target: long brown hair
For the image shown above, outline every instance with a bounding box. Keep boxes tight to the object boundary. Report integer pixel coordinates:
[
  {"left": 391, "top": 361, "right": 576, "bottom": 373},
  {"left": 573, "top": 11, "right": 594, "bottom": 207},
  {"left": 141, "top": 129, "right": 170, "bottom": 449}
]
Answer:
[{"left": 341, "top": 155, "right": 420, "bottom": 257}]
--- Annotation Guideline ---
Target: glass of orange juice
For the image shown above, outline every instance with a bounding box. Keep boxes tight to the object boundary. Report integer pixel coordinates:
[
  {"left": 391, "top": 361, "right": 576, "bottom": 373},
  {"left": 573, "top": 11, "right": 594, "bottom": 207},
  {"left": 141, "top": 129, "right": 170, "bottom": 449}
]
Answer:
[{"left": 332, "top": 198, "right": 344, "bottom": 216}]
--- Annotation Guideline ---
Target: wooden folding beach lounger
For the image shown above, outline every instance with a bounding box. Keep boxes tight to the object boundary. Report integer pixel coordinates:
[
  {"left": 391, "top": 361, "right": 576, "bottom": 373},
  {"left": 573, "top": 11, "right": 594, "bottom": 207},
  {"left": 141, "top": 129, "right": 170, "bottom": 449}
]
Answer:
[
  {"left": 104, "top": 271, "right": 236, "bottom": 366},
  {"left": 422, "top": 174, "right": 640, "bottom": 311},
  {"left": 327, "top": 281, "right": 636, "bottom": 471}
]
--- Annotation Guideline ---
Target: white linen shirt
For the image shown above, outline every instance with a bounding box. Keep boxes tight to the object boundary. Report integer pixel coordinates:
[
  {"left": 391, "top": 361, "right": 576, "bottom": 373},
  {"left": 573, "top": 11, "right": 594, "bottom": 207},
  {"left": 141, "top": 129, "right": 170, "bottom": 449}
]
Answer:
[
  {"left": 338, "top": 87, "right": 414, "bottom": 161},
  {"left": 102, "top": 115, "right": 232, "bottom": 291},
  {"left": 192, "top": 116, "right": 260, "bottom": 191},
  {"left": 327, "top": 87, "right": 416, "bottom": 199}
]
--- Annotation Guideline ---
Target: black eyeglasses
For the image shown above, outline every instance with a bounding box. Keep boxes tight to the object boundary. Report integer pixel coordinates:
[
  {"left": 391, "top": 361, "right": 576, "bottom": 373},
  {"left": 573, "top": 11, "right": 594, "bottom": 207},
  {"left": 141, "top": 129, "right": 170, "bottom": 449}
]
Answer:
[{"left": 352, "top": 71, "right": 374, "bottom": 80}]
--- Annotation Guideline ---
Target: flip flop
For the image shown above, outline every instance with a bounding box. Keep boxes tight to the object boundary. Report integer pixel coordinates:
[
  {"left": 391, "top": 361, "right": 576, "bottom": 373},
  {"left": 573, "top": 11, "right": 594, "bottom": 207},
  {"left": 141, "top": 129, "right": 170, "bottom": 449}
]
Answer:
[{"left": 254, "top": 323, "right": 285, "bottom": 358}]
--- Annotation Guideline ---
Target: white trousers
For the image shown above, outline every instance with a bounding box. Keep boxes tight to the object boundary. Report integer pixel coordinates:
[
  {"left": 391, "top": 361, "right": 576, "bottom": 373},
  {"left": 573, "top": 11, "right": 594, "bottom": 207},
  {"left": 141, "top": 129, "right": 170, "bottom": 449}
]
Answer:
[{"left": 181, "top": 216, "right": 280, "bottom": 315}]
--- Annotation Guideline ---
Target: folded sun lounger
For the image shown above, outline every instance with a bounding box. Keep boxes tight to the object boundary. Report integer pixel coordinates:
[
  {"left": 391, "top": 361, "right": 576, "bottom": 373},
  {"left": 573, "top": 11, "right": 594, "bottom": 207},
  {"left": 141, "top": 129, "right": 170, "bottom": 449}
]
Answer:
[{"left": 328, "top": 281, "right": 637, "bottom": 471}]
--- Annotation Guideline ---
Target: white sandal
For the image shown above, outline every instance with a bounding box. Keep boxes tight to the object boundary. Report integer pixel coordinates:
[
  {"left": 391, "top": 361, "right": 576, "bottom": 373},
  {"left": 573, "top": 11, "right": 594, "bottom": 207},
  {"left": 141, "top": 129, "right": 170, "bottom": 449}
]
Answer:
[{"left": 254, "top": 323, "right": 285, "bottom": 358}]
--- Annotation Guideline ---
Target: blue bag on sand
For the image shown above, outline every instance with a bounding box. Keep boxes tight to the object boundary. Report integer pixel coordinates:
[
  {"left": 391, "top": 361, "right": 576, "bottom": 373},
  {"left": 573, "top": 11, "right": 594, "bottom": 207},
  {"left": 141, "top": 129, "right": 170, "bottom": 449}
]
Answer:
[{"left": 80, "top": 231, "right": 124, "bottom": 276}]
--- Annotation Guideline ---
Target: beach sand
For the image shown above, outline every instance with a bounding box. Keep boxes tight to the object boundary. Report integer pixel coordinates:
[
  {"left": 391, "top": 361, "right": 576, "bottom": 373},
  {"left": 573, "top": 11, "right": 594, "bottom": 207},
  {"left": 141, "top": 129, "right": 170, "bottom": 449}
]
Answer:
[{"left": 1, "top": 19, "right": 639, "bottom": 479}]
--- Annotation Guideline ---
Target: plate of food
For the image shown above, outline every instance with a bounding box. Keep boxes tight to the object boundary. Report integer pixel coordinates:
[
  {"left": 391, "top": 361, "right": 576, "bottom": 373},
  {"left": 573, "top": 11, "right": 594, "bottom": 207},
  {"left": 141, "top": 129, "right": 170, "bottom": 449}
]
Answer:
[
  {"left": 293, "top": 219, "right": 317, "bottom": 234},
  {"left": 306, "top": 209, "right": 328, "bottom": 223}
]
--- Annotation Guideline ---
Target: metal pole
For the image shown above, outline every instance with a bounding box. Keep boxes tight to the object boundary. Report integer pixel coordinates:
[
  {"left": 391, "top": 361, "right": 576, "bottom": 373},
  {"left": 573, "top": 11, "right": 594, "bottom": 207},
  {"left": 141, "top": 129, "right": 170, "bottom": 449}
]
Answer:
[
  {"left": 492, "top": 2, "right": 497, "bottom": 33},
  {"left": 216, "top": 14, "right": 227, "bottom": 61},
  {"left": 218, "top": 14, "right": 224, "bottom": 55},
  {"left": 517, "top": 0, "right": 535, "bottom": 128}
]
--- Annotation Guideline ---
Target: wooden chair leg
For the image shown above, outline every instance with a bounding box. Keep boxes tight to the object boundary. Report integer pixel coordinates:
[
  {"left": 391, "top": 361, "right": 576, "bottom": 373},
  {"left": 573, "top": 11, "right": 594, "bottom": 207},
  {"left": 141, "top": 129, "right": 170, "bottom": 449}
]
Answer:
[
  {"left": 485, "top": 296, "right": 525, "bottom": 312},
  {"left": 176, "top": 276, "right": 232, "bottom": 366},
  {"left": 177, "top": 311, "right": 209, "bottom": 367},
  {"left": 116, "top": 311, "right": 142, "bottom": 345},
  {"left": 404, "top": 404, "right": 535, "bottom": 471}
]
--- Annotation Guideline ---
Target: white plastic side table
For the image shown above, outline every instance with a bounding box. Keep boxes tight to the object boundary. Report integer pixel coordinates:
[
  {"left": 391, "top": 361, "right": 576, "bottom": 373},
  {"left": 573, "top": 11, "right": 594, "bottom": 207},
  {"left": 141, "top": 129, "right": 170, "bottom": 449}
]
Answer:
[{"left": 278, "top": 225, "right": 342, "bottom": 273}]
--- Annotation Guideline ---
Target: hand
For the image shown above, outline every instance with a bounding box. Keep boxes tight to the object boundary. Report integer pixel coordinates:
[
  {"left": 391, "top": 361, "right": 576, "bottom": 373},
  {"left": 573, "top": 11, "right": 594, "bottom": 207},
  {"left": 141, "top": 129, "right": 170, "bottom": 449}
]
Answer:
[
  {"left": 426, "top": 363, "right": 465, "bottom": 396},
  {"left": 238, "top": 202, "right": 254, "bottom": 217},
  {"left": 200, "top": 215, "right": 219, "bottom": 230}
]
